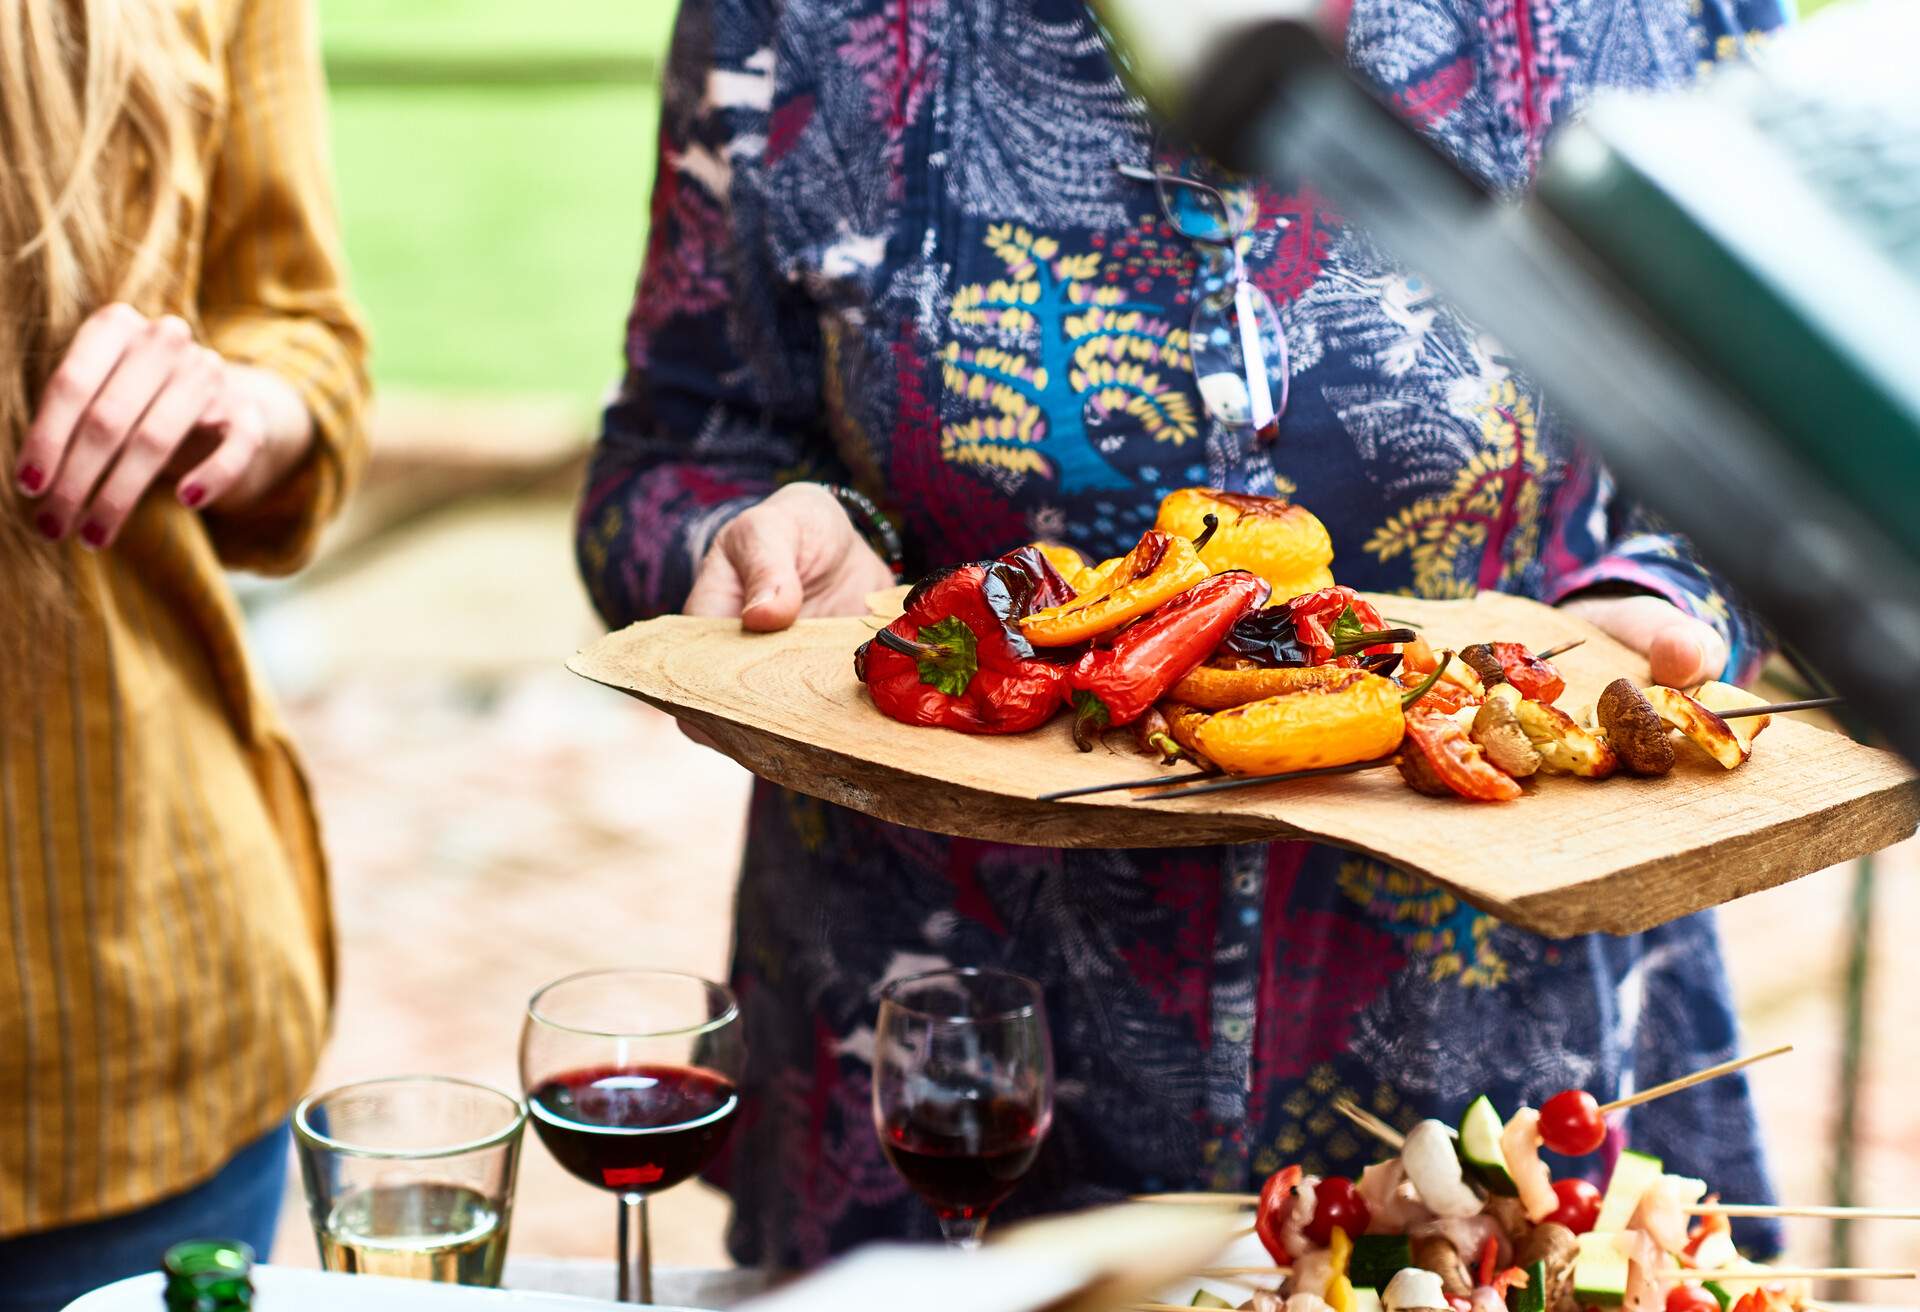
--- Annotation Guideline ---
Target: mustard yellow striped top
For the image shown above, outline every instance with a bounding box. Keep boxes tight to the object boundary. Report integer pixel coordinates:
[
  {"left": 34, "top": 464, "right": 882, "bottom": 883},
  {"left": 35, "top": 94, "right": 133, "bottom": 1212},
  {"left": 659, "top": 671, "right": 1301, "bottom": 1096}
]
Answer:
[{"left": 0, "top": 0, "right": 367, "bottom": 1237}]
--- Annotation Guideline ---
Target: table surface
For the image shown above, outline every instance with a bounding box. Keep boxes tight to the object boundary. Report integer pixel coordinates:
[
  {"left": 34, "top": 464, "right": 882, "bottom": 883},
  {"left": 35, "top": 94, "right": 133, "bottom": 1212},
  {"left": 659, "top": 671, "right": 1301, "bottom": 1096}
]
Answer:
[{"left": 502, "top": 1261, "right": 773, "bottom": 1306}]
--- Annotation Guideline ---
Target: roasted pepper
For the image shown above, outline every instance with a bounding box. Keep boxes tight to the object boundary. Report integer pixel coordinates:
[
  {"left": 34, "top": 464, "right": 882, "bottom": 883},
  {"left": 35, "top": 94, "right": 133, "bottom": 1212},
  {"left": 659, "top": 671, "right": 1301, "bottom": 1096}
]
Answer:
[
  {"left": 1160, "top": 701, "right": 1215, "bottom": 766},
  {"left": 1066, "top": 570, "right": 1269, "bottom": 749},
  {"left": 1025, "top": 541, "right": 1089, "bottom": 587},
  {"left": 1020, "top": 523, "right": 1214, "bottom": 646},
  {"left": 856, "top": 550, "right": 1075, "bottom": 733},
  {"left": 1491, "top": 642, "right": 1566, "bottom": 702},
  {"left": 1132, "top": 705, "right": 1186, "bottom": 763},
  {"left": 1397, "top": 709, "right": 1524, "bottom": 801},
  {"left": 1155, "top": 487, "right": 1335, "bottom": 599},
  {"left": 1327, "top": 1226, "right": 1357, "bottom": 1312},
  {"left": 1192, "top": 668, "right": 1408, "bottom": 775},
  {"left": 1218, "top": 585, "right": 1414, "bottom": 668},
  {"left": 1170, "top": 662, "right": 1359, "bottom": 710}
]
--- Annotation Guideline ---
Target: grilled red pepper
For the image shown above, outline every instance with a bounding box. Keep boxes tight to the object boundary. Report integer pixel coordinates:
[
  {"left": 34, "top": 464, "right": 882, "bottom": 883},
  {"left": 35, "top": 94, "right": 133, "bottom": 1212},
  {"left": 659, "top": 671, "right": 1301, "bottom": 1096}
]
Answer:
[
  {"left": 1067, "top": 570, "right": 1268, "bottom": 749},
  {"left": 856, "top": 548, "right": 1076, "bottom": 733},
  {"left": 1491, "top": 641, "right": 1567, "bottom": 703},
  {"left": 1218, "top": 584, "right": 1414, "bottom": 668}
]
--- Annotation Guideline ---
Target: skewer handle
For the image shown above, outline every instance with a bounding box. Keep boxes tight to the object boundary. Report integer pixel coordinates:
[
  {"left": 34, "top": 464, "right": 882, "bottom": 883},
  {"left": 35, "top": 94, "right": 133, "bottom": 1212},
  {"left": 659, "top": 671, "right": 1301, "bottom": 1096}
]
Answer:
[
  {"left": 1693, "top": 1204, "right": 1920, "bottom": 1220},
  {"left": 1683, "top": 1269, "right": 1916, "bottom": 1282},
  {"left": 1598, "top": 1044, "right": 1792, "bottom": 1115},
  {"left": 1131, "top": 1192, "right": 1259, "bottom": 1205}
]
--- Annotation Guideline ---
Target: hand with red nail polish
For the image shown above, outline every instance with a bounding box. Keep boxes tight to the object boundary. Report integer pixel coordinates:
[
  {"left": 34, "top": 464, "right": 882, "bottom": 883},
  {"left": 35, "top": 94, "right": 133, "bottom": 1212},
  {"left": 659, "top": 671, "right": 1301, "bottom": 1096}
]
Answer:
[{"left": 12, "top": 302, "right": 315, "bottom": 549}]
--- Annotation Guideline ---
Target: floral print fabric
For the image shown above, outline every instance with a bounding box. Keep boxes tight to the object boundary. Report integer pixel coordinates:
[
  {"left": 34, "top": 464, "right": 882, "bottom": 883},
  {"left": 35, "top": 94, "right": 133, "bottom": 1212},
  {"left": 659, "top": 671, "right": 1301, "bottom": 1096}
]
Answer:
[{"left": 578, "top": 0, "right": 1787, "bottom": 1268}]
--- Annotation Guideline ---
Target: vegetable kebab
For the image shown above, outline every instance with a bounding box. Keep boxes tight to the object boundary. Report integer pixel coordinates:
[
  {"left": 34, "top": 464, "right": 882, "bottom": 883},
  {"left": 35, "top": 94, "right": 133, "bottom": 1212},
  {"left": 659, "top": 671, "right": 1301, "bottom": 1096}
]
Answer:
[{"left": 1182, "top": 1078, "right": 1894, "bottom": 1312}]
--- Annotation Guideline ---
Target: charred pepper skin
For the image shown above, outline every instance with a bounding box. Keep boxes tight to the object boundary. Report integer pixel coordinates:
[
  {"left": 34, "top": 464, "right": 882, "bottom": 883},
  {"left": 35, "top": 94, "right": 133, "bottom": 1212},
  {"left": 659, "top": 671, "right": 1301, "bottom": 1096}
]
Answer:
[
  {"left": 1019, "top": 528, "right": 1209, "bottom": 646},
  {"left": 858, "top": 550, "right": 1077, "bottom": 734},
  {"left": 1154, "top": 488, "right": 1335, "bottom": 599},
  {"left": 1490, "top": 641, "right": 1567, "bottom": 703},
  {"left": 1066, "top": 570, "right": 1270, "bottom": 750},
  {"left": 1219, "top": 585, "right": 1414, "bottom": 668}
]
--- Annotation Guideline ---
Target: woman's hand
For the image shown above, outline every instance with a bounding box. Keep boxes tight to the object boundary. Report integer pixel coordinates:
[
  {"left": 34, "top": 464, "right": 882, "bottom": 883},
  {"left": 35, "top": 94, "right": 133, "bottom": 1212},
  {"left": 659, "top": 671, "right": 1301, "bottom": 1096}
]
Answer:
[
  {"left": 685, "top": 482, "right": 895, "bottom": 631},
  {"left": 12, "top": 303, "right": 315, "bottom": 548},
  {"left": 1558, "top": 593, "right": 1728, "bottom": 688}
]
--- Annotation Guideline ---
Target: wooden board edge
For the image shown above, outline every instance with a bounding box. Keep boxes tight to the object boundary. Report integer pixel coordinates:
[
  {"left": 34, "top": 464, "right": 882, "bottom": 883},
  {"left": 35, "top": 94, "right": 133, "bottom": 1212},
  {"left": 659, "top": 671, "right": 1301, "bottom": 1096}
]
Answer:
[{"left": 1501, "top": 776, "right": 1920, "bottom": 936}]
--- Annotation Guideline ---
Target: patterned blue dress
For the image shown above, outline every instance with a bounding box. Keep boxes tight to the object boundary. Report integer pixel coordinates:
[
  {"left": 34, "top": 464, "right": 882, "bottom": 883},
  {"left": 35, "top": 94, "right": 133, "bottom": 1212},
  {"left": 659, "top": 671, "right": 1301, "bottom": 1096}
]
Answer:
[{"left": 577, "top": 0, "right": 1788, "bottom": 1268}]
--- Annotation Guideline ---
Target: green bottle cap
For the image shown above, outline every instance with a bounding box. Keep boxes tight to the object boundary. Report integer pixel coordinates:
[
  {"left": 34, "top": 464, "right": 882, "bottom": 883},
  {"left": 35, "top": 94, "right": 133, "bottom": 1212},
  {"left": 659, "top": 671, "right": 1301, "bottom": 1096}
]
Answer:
[{"left": 162, "top": 1240, "right": 254, "bottom": 1310}]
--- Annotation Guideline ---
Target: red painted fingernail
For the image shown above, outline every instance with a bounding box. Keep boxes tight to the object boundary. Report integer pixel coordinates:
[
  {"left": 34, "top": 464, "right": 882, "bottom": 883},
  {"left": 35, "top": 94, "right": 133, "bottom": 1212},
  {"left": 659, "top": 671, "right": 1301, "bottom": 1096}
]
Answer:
[
  {"left": 16, "top": 463, "right": 44, "bottom": 493},
  {"left": 179, "top": 484, "right": 205, "bottom": 509},
  {"left": 79, "top": 521, "right": 107, "bottom": 549},
  {"left": 35, "top": 513, "right": 62, "bottom": 541}
]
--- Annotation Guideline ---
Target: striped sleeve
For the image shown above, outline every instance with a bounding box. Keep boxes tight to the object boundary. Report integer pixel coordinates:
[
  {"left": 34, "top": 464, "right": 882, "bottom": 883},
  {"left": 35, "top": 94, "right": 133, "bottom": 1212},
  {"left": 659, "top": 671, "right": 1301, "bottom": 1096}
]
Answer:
[{"left": 197, "top": 0, "right": 371, "bottom": 576}]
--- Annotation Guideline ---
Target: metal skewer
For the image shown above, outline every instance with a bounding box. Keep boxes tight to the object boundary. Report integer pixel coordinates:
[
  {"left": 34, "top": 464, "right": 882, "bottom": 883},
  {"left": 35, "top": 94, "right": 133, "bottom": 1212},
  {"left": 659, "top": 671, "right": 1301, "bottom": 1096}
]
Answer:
[
  {"left": 1139, "top": 756, "right": 1396, "bottom": 801},
  {"left": 1036, "top": 769, "right": 1216, "bottom": 802},
  {"left": 1536, "top": 638, "right": 1587, "bottom": 661},
  {"left": 1715, "top": 696, "right": 1843, "bottom": 719}
]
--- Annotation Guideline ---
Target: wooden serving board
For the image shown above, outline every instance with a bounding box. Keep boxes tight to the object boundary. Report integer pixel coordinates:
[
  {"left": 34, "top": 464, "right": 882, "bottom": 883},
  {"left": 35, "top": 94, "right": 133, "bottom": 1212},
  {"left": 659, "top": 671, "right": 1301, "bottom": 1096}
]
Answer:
[{"left": 567, "top": 592, "right": 1920, "bottom": 938}]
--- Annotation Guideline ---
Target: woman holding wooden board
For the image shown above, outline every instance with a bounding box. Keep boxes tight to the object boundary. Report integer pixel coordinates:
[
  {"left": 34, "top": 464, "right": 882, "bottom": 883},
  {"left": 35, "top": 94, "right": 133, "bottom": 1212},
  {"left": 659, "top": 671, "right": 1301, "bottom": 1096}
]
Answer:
[{"left": 575, "top": 0, "right": 1787, "bottom": 1269}]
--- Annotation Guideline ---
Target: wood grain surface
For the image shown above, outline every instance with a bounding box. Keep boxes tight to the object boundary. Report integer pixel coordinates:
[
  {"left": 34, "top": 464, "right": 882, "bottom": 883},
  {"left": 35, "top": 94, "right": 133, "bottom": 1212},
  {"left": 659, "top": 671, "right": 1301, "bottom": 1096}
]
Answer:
[{"left": 568, "top": 591, "right": 1920, "bottom": 938}]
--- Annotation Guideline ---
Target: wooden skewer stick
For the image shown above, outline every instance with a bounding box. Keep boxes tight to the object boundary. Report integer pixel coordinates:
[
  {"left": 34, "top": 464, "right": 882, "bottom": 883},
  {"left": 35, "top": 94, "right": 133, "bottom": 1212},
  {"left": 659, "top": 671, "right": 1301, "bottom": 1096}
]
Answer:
[
  {"left": 1692, "top": 1203, "right": 1920, "bottom": 1220},
  {"left": 1682, "top": 1269, "right": 1915, "bottom": 1283},
  {"left": 1334, "top": 1095, "right": 1412, "bottom": 1150},
  {"left": 1598, "top": 1044, "right": 1793, "bottom": 1114},
  {"left": 1131, "top": 1192, "right": 1258, "bottom": 1205},
  {"left": 1195, "top": 1266, "right": 1291, "bottom": 1279}
]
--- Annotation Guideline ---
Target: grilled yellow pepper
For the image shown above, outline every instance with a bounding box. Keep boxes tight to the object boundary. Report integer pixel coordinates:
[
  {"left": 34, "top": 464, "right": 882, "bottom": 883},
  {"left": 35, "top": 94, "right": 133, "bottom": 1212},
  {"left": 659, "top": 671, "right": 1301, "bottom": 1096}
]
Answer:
[
  {"left": 1018, "top": 528, "right": 1208, "bottom": 646},
  {"left": 1169, "top": 662, "right": 1356, "bottom": 710},
  {"left": 1154, "top": 487, "right": 1335, "bottom": 600},
  {"left": 1193, "top": 670, "right": 1406, "bottom": 775}
]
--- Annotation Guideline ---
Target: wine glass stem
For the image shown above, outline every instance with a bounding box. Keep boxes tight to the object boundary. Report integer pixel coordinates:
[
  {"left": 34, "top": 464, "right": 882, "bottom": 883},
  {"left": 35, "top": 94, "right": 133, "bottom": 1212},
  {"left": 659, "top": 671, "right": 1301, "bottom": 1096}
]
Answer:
[
  {"left": 617, "top": 1192, "right": 653, "bottom": 1303},
  {"left": 938, "top": 1213, "right": 988, "bottom": 1250}
]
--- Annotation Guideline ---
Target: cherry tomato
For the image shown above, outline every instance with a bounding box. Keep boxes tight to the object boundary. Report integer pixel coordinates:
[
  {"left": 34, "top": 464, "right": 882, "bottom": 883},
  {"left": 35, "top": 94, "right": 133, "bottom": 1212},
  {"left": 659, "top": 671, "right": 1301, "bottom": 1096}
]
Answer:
[
  {"left": 1304, "top": 1175, "right": 1372, "bottom": 1246},
  {"left": 1667, "top": 1286, "right": 1720, "bottom": 1312},
  {"left": 1546, "top": 1177, "right": 1603, "bottom": 1235},
  {"left": 1539, "top": 1088, "right": 1607, "bottom": 1156},
  {"left": 1255, "top": 1164, "right": 1304, "bottom": 1264},
  {"left": 1492, "top": 642, "right": 1567, "bottom": 703}
]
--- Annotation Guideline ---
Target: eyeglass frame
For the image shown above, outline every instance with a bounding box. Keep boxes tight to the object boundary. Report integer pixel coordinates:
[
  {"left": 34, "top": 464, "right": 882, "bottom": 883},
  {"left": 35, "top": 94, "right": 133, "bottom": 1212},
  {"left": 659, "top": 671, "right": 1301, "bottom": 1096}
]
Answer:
[{"left": 1114, "top": 158, "right": 1291, "bottom": 435}]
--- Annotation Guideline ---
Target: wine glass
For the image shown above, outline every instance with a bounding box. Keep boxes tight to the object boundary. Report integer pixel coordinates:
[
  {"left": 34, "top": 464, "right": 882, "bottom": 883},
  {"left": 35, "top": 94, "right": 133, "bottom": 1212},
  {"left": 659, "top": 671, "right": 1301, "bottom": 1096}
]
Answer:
[
  {"left": 872, "top": 967, "right": 1055, "bottom": 1249},
  {"left": 520, "top": 969, "right": 745, "bottom": 1304}
]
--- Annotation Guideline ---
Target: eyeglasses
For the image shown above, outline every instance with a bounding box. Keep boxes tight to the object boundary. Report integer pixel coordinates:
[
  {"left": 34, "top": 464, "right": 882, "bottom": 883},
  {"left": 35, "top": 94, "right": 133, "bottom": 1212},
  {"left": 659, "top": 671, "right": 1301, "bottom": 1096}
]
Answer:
[{"left": 1116, "top": 139, "right": 1290, "bottom": 439}]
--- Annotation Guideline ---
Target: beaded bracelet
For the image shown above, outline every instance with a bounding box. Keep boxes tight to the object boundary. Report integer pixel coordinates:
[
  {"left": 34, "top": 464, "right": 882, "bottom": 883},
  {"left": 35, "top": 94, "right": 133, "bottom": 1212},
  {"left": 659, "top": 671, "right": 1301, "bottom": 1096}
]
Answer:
[{"left": 826, "top": 483, "right": 906, "bottom": 578}]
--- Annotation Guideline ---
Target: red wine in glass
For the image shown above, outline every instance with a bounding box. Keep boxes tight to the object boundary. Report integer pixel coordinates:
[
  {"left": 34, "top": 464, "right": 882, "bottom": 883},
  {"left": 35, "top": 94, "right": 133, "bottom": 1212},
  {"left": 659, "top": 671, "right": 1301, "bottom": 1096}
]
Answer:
[
  {"left": 521, "top": 970, "right": 744, "bottom": 1304},
  {"left": 528, "top": 1064, "right": 739, "bottom": 1194},
  {"left": 880, "top": 1095, "right": 1045, "bottom": 1220},
  {"left": 873, "top": 967, "right": 1055, "bottom": 1248}
]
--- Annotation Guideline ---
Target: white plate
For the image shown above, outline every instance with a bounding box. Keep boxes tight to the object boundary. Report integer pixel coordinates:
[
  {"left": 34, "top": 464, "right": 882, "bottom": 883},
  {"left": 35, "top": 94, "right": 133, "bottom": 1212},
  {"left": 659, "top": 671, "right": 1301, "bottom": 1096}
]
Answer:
[{"left": 64, "top": 1266, "right": 709, "bottom": 1311}]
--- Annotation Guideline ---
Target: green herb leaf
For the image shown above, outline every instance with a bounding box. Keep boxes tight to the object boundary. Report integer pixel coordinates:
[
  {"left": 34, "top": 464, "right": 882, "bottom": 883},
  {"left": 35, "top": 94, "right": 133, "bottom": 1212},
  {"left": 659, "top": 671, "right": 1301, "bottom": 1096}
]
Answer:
[{"left": 914, "top": 616, "right": 979, "bottom": 696}]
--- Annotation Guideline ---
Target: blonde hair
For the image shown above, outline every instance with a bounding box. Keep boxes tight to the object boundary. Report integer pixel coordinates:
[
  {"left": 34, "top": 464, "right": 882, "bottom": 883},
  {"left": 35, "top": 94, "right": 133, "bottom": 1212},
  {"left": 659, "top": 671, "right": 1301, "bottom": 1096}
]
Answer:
[{"left": 0, "top": 0, "right": 208, "bottom": 625}]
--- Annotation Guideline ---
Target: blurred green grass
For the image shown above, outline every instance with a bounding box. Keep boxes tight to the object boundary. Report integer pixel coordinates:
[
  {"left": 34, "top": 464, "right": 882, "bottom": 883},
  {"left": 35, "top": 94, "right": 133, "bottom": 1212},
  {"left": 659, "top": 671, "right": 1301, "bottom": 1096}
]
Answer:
[{"left": 320, "top": 0, "right": 679, "bottom": 405}]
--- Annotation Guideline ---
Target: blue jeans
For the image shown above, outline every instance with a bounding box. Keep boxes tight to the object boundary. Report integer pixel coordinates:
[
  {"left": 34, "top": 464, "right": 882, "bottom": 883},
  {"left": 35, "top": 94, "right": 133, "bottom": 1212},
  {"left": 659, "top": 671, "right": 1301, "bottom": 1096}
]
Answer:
[{"left": 0, "top": 1123, "right": 291, "bottom": 1312}]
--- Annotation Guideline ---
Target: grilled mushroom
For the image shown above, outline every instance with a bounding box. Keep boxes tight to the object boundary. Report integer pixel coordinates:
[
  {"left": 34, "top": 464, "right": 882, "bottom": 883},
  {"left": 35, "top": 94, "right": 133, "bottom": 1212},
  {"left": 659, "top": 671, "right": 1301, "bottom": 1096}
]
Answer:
[
  {"left": 1597, "top": 678, "right": 1676, "bottom": 776},
  {"left": 1472, "top": 696, "right": 1542, "bottom": 778}
]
